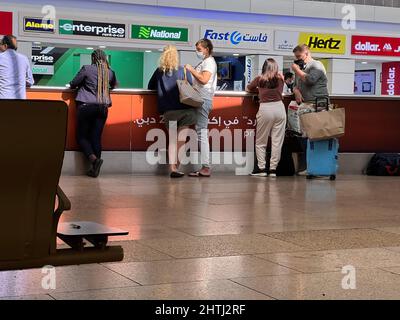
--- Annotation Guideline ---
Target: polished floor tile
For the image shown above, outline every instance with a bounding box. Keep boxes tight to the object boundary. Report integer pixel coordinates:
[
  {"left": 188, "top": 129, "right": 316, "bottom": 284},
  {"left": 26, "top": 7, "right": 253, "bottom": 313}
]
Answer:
[
  {"left": 232, "top": 268, "right": 400, "bottom": 300},
  {"left": 3, "top": 174, "right": 400, "bottom": 300},
  {"left": 112, "top": 241, "right": 174, "bottom": 262},
  {"left": 0, "top": 264, "right": 138, "bottom": 298},
  {"left": 0, "top": 294, "right": 55, "bottom": 300},
  {"left": 103, "top": 255, "right": 298, "bottom": 285},
  {"left": 265, "top": 229, "right": 400, "bottom": 250},
  {"left": 51, "top": 279, "right": 273, "bottom": 300},
  {"left": 138, "top": 234, "right": 305, "bottom": 258},
  {"left": 255, "top": 248, "right": 400, "bottom": 273}
]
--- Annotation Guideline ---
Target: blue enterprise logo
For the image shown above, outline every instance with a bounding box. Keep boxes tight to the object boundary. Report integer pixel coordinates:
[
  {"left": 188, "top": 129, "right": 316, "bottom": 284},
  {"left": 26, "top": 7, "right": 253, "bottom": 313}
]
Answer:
[{"left": 204, "top": 29, "right": 268, "bottom": 45}]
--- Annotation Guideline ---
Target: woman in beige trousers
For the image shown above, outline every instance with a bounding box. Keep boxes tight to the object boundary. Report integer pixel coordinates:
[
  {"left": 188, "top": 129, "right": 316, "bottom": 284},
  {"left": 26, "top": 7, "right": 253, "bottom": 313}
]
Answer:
[{"left": 246, "top": 58, "right": 287, "bottom": 177}]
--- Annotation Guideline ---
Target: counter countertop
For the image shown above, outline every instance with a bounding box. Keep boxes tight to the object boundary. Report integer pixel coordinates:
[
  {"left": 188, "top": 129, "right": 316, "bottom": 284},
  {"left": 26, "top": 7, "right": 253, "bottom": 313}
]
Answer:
[{"left": 27, "top": 86, "right": 400, "bottom": 99}]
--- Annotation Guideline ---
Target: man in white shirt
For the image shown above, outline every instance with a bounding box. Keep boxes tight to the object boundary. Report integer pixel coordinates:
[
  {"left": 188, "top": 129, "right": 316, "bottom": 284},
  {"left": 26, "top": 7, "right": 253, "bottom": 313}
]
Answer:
[{"left": 0, "top": 35, "right": 34, "bottom": 99}]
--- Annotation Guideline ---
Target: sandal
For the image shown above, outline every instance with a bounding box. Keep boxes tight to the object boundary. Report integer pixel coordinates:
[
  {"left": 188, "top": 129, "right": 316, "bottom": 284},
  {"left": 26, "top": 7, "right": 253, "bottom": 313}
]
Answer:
[
  {"left": 170, "top": 171, "right": 185, "bottom": 178},
  {"left": 189, "top": 168, "right": 211, "bottom": 177}
]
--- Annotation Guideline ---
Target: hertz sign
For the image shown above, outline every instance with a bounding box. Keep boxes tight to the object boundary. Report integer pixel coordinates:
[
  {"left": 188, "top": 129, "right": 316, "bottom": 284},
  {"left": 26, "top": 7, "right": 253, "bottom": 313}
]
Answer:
[{"left": 299, "top": 33, "right": 346, "bottom": 54}]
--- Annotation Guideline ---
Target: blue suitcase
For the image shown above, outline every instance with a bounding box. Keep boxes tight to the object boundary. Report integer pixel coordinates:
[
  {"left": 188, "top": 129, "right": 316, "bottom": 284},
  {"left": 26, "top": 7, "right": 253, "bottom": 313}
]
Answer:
[{"left": 306, "top": 138, "right": 338, "bottom": 180}]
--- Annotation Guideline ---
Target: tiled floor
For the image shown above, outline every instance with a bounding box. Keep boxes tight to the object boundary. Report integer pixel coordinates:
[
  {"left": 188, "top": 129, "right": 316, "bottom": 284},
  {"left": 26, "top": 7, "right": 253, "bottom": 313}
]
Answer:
[{"left": 2, "top": 174, "right": 400, "bottom": 300}]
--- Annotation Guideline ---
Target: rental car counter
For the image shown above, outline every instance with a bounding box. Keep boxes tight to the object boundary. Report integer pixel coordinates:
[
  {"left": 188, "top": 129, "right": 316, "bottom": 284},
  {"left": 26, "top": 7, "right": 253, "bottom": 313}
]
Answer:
[{"left": 27, "top": 87, "right": 400, "bottom": 153}]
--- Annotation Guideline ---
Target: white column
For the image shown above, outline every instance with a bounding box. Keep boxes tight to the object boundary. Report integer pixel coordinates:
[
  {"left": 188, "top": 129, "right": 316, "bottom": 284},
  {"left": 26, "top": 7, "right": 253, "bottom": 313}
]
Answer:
[
  {"left": 325, "top": 59, "right": 355, "bottom": 95},
  {"left": 245, "top": 55, "right": 284, "bottom": 83}
]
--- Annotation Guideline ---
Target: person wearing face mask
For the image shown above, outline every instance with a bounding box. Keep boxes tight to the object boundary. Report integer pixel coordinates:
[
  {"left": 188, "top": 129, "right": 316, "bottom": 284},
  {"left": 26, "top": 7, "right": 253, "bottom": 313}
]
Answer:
[
  {"left": 291, "top": 44, "right": 329, "bottom": 104},
  {"left": 0, "top": 35, "right": 34, "bottom": 99},
  {"left": 283, "top": 72, "right": 294, "bottom": 95},
  {"left": 184, "top": 39, "right": 217, "bottom": 177},
  {"left": 291, "top": 44, "right": 329, "bottom": 175}
]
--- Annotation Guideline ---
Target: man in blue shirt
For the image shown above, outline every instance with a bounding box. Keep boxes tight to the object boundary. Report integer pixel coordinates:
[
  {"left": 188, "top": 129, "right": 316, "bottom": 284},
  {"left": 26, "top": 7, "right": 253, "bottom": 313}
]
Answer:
[{"left": 0, "top": 35, "right": 34, "bottom": 99}]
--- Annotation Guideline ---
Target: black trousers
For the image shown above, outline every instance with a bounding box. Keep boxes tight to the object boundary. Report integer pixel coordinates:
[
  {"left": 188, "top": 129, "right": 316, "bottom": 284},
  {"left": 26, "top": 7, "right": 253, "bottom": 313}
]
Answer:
[
  {"left": 76, "top": 102, "right": 108, "bottom": 159},
  {"left": 298, "top": 137, "right": 308, "bottom": 171}
]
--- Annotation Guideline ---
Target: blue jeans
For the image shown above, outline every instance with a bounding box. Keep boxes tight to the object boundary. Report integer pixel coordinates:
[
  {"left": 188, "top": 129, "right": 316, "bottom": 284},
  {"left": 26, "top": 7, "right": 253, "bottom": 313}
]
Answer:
[{"left": 195, "top": 99, "right": 212, "bottom": 168}]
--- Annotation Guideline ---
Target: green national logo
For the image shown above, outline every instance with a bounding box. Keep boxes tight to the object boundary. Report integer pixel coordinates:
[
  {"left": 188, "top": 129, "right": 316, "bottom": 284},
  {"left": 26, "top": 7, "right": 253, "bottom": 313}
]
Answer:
[
  {"left": 131, "top": 25, "right": 188, "bottom": 42},
  {"left": 138, "top": 26, "right": 151, "bottom": 39}
]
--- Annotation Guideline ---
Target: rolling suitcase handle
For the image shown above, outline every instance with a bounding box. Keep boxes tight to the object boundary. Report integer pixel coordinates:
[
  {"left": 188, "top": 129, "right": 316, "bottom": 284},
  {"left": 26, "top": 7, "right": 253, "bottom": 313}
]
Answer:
[
  {"left": 315, "top": 97, "right": 329, "bottom": 112},
  {"left": 309, "top": 139, "right": 334, "bottom": 151}
]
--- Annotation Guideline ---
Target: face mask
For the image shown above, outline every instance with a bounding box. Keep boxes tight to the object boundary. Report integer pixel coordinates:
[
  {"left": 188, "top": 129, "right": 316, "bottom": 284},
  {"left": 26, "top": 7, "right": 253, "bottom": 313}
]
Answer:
[
  {"left": 196, "top": 51, "right": 205, "bottom": 60},
  {"left": 294, "top": 59, "right": 306, "bottom": 70}
]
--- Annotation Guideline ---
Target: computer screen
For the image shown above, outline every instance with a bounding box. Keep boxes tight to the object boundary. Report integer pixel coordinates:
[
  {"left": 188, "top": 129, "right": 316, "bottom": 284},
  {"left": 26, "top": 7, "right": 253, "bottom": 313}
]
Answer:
[{"left": 354, "top": 69, "right": 376, "bottom": 95}]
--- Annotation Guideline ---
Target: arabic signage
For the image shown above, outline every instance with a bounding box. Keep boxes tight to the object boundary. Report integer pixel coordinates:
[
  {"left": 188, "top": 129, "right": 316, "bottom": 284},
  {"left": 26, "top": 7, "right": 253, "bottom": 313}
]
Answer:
[
  {"left": 274, "top": 30, "right": 298, "bottom": 52},
  {"left": 59, "top": 19, "right": 126, "bottom": 38},
  {"left": 351, "top": 35, "right": 400, "bottom": 57},
  {"left": 23, "top": 17, "right": 55, "bottom": 33},
  {"left": 245, "top": 55, "right": 256, "bottom": 85},
  {"left": 0, "top": 11, "right": 13, "bottom": 35},
  {"left": 274, "top": 31, "right": 346, "bottom": 54},
  {"left": 201, "top": 26, "right": 271, "bottom": 50},
  {"left": 131, "top": 24, "right": 188, "bottom": 42},
  {"left": 381, "top": 62, "right": 400, "bottom": 96}
]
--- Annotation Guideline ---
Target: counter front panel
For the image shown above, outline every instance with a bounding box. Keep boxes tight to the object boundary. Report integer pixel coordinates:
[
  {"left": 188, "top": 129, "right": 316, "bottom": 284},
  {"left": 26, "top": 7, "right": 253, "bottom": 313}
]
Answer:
[{"left": 26, "top": 89, "right": 400, "bottom": 153}]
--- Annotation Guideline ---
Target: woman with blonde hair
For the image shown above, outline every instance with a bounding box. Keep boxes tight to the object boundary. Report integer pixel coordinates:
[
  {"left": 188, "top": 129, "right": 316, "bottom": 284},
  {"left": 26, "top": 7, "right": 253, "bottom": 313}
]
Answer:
[
  {"left": 246, "top": 58, "right": 286, "bottom": 177},
  {"left": 148, "top": 45, "right": 197, "bottom": 178}
]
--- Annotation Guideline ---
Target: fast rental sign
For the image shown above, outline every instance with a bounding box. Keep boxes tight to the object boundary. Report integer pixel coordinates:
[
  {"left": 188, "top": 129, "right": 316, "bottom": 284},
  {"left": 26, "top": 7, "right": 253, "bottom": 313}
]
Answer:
[{"left": 201, "top": 26, "right": 271, "bottom": 50}]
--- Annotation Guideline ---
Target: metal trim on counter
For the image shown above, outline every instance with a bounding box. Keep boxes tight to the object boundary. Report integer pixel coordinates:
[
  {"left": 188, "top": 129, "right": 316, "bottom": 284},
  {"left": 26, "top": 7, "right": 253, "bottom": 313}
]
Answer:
[{"left": 27, "top": 87, "right": 400, "bottom": 99}]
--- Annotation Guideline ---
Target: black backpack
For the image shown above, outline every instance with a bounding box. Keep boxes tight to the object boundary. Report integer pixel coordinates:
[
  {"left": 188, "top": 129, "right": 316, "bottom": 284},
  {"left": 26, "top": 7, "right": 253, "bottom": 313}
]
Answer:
[{"left": 365, "top": 153, "right": 400, "bottom": 176}]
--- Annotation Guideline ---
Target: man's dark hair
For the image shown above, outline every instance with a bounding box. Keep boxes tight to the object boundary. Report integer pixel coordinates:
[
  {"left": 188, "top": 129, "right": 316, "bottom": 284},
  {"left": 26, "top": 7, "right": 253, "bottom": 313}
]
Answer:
[
  {"left": 1, "top": 35, "right": 17, "bottom": 50},
  {"left": 284, "top": 72, "right": 294, "bottom": 80},
  {"left": 292, "top": 44, "right": 309, "bottom": 54}
]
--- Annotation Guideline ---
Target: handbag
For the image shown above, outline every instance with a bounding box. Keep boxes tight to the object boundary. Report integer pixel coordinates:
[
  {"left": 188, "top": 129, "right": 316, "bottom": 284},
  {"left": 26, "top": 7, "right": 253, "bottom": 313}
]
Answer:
[
  {"left": 287, "top": 100, "right": 314, "bottom": 135},
  {"left": 300, "top": 97, "right": 345, "bottom": 141},
  {"left": 176, "top": 67, "right": 204, "bottom": 108},
  {"left": 365, "top": 153, "right": 400, "bottom": 176}
]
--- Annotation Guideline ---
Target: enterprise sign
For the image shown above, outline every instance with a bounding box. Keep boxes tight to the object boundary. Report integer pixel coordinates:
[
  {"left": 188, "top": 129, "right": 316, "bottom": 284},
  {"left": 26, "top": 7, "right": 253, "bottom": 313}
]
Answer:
[{"left": 59, "top": 19, "right": 126, "bottom": 38}]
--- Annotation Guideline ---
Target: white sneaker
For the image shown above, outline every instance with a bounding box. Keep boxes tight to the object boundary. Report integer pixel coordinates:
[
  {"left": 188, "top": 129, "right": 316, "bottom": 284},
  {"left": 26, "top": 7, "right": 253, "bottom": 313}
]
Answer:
[
  {"left": 251, "top": 167, "right": 268, "bottom": 177},
  {"left": 268, "top": 170, "right": 277, "bottom": 178},
  {"left": 297, "top": 170, "right": 308, "bottom": 176}
]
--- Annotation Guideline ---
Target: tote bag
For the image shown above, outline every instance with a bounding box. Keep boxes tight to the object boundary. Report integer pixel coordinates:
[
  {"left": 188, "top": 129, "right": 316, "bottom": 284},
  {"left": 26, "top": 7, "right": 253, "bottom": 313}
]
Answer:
[{"left": 176, "top": 67, "right": 204, "bottom": 108}]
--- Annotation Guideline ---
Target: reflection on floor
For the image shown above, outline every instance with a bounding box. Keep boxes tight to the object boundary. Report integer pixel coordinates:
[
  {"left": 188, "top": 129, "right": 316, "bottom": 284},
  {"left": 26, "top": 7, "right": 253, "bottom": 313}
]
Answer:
[{"left": 2, "top": 174, "right": 400, "bottom": 300}]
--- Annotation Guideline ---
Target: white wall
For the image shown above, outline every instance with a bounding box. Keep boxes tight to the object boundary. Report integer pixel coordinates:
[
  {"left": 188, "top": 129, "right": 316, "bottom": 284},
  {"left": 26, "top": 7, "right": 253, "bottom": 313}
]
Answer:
[
  {"left": 326, "top": 59, "right": 356, "bottom": 95},
  {"left": 143, "top": 52, "right": 161, "bottom": 88},
  {"left": 3, "top": 0, "right": 400, "bottom": 61},
  {"left": 91, "top": 0, "right": 400, "bottom": 24}
]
